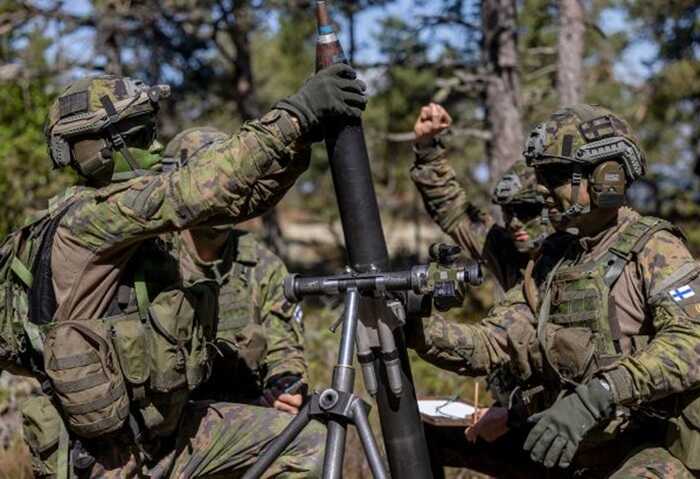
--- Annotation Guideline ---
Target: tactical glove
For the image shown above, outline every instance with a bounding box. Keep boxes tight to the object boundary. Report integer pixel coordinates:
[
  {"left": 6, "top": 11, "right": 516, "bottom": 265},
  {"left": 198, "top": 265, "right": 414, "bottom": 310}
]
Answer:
[
  {"left": 523, "top": 379, "right": 614, "bottom": 469},
  {"left": 276, "top": 64, "right": 368, "bottom": 142}
]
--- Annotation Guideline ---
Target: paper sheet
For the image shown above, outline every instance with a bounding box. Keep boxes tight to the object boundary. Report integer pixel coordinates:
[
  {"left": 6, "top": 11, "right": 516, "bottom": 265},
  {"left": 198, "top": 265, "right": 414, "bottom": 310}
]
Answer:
[{"left": 417, "top": 399, "right": 475, "bottom": 419}]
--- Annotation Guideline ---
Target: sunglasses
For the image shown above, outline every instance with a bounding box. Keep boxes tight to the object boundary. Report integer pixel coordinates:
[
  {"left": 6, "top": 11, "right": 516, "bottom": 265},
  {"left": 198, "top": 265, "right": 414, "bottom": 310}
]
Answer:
[{"left": 502, "top": 202, "right": 543, "bottom": 223}]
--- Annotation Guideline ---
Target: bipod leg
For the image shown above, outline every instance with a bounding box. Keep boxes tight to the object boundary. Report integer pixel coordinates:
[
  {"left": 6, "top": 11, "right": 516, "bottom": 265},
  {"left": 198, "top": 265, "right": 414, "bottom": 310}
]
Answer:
[
  {"left": 241, "top": 403, "right": 312, "bottom": 479},
  {"left": 323, "top": 288, "right": 360, "bottom": 479},
  {"left": 351, "top": 399, "right": 389, "bottom": 479}
]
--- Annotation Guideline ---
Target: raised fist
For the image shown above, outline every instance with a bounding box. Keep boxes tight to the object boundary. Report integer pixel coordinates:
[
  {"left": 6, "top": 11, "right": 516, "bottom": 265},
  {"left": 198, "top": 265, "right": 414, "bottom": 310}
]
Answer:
[{"left": 414, "top": 103, "right": 452, "bottom": 145}]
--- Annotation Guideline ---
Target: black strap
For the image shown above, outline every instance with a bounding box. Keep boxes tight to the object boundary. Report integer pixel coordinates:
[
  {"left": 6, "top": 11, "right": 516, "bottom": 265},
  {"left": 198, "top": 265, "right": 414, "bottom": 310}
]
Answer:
[
  {"left": 28, "top": 206, "right": 73, "bottom": 326},
  {"left": 99, "top": 95, "right": 139, "bottom": 172}
]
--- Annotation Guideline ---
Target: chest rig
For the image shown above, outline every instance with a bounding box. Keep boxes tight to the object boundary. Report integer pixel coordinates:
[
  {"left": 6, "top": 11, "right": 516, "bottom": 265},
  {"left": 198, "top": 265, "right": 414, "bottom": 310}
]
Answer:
[
  {"left": 43, "top": 236, "right": 220, "bottom": 445},
  {"left": 215, "top": 232, "right": 260, "bottom": 334},
  {"left": 538, "top": 216, "right": 681, "bottom": 385},
  {"left": 198, "top": 231, "right": 271, "bottom": 399}
]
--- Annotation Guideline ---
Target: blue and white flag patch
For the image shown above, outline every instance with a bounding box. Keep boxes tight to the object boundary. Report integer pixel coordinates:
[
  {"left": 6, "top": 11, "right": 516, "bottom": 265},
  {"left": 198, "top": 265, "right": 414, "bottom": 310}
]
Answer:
[{"left": 670, "top": 285, "right": 696, "bottom": 302}]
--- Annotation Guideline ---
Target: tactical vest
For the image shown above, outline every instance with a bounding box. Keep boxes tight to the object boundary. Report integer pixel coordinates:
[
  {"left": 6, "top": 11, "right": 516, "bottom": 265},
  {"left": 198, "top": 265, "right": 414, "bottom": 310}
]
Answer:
[
  {"left": 535, "top": 216, "right": 700, "bottom": 471},
  {"left": 3, "top": 187, "right": 219, "bottom": 478},
  {"left": 196, "top": 231, "right": 269, "bottom": 400},
  {"left": 537, "top": 216, "right": 679, "bottom": 387},
  {"left": 43, "top": 236, "right": 219, "bottom": 443}
]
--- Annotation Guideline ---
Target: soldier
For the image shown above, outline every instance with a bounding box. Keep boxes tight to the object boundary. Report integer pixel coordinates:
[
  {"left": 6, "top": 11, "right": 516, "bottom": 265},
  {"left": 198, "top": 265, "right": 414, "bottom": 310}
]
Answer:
[
  {"left": 411, "top": 103, "right": 553, "bottom": 474},
  {"left": 162, "top": 127, "right": 308, "bottom": 415},
  {"left": 411, "top": 103, "right": 551, "bottom": 293},
  {"left": 17, "top": 65, "right": 367, "bottom": 478},
  {"left": 409, "top": 104, "right": 700, "bottom": 477}
]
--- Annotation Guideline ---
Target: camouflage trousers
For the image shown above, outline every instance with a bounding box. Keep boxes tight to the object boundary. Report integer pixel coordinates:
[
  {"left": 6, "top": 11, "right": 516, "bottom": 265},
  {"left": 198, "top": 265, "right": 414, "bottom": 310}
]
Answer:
[
  {"left": 608, "top": 446, "right": 697, "bottom": 478},
  {"left": 424, "top": 421, "right": 699, "bottom": 478},
  {"left": 73, "top": 401, "right": 324, "bottom": 478}
]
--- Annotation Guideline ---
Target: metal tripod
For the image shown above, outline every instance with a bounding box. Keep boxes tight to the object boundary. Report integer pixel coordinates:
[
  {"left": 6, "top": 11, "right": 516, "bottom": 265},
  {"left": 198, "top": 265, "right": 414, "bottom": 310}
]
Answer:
[{"left": 242, "top": 288, "right": 389, "bottom": 479}]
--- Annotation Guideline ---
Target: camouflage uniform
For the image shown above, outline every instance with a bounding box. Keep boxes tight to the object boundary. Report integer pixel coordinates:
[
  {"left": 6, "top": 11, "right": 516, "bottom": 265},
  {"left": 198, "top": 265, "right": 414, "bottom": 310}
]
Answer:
[
  {"left": 411, "top": 140, "right": 548, "bottom": 292},
  {"left": 21, "top": 76, "right": 333, "bottom": 478},
  {"left": 162, "top": 127, "right": 308, "bottom": 401},
  {"left": 411, "top": 106, "right": 700, "bottom": 477},
  {"left": 87, "top": 401, "right": 323, "bottom": 478},
  {"left": 182, "top": 230, "right": 308, "bottom": 402}
]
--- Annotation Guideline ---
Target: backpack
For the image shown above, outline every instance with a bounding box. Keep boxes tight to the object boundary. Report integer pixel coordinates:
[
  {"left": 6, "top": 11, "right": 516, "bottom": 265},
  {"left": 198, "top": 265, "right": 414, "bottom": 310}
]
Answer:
[{"left": 0, "top": 208, "right": 67, "bottom": 376}]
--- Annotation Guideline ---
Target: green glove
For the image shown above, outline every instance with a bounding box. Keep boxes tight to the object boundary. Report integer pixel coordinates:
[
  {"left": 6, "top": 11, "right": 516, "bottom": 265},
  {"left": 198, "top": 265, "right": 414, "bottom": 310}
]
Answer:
[
  {"left": 276, "top": 63, "right": 368, "bottom": 141},
  {"left": 523, "top": 379, "right": 614, "bottom": 468}
]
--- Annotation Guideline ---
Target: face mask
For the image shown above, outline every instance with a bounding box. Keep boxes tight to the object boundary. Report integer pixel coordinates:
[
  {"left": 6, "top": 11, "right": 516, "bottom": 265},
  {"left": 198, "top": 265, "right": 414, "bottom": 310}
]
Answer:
[{"left": 112, "top": 148, "right": 163, "bottom": 181}]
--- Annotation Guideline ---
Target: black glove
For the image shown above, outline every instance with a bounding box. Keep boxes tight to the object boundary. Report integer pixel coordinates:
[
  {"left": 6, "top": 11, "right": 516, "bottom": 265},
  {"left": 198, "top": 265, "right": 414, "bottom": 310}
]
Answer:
[
  {"left": 523, "top": 379, "right": 614, "bottom": 468},
  {"left": 276, "top": 63, "right": 368, "bottom": 141}
]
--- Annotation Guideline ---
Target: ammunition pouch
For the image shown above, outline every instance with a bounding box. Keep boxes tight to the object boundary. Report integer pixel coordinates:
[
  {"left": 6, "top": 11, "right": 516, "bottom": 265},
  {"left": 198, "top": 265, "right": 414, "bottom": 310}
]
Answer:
[
  {"left": 21, "top": 396, "right": 63, "bottom": 477},
  {"left": 44, "top": 319, "right": 130, "bottom": 438},
  {"left": 45, "top": 281, "right": 217, "bottom": 440}
]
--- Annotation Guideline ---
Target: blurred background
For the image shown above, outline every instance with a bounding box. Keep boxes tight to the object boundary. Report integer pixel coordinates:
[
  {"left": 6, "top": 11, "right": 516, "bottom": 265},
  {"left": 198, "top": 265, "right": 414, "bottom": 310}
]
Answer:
[{"left": 0, "top": 0, "right": 699, "bottom": 477}]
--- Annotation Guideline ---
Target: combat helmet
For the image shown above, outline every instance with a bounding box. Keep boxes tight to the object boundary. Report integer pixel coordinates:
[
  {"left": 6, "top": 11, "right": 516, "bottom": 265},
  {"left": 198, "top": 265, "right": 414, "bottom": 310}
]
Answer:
[
  {"left": 523, "top": 104, "right": 645, "bottom": 217},
  {"left": 492, "top": 160, "right": 543, "bottom": 207},
  {"left": 162, "top": 127, "right": 228, "bottom": 172},
  {"left": 45, "top": 75, "right": 170, "bottom": 183},
  {"left": 493, "top": 160, "right": 550, "bottom": 252}
]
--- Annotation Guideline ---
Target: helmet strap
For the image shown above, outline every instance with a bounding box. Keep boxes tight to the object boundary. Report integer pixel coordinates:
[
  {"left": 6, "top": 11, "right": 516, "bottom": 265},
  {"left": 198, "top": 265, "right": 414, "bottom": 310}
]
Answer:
[
  {"left": 561, "top": 165, "right": 590, "bottom": 219},
  {"left": 99, "top": 95, "right": 140, "bottom": 172}
]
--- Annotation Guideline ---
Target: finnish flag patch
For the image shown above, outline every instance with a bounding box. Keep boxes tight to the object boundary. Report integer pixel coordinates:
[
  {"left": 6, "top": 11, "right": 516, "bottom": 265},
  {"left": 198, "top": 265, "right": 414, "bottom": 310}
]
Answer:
[{"left": 670, "top": 285, "right": 696, "bottom": 302}]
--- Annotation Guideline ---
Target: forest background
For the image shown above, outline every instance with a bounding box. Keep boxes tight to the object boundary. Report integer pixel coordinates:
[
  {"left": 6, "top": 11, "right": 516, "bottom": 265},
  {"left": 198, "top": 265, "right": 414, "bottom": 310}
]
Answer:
[{"left": 0, "top": 0, "right": 699, "bottom": 477}]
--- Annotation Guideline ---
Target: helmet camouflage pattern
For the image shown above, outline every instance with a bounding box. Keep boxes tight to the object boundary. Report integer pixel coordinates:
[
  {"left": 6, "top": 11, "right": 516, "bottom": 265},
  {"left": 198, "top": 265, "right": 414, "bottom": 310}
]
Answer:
[
  {"left": 45, "top": 75, "right": 170, "bottom": 179},
  {"left": 492, "top": 160, "right": 543, "bottom": 206},
  {"left": 162, "top": 127, "right": 228, "bottom": 171},
  {"left": 523, "top": 104, "right": 646, "bottom": 183}
]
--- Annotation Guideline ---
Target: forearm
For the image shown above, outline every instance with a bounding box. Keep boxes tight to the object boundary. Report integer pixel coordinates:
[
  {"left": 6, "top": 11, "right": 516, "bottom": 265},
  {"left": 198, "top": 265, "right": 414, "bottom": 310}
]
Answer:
[
  {"left": 263, "top": 311, "right": 308, "bottom": 382},
  {"left": 603, "top": 304, "right": 700, "bottom": 405},
  {"left": 410, "top": 141, "right": 471, "bottom": 232},
  {"left": 259, "top": 258, "right": 309, "bottom": 383},
  {"left": 64, "top": 109, "right": 310, "bottom": 251},
  {"left": 410, "top": 141, "right": 492, "bottom": 259},
  {"left": 409, "top": 314, "right": 509, "bottom": 377}
]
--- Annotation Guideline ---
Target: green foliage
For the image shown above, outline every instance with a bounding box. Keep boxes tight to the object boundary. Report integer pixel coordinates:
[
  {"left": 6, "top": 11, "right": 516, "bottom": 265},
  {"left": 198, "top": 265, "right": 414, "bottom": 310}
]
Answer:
[{"left": 0, "top": 31, "right": 73, "bottom": 238}]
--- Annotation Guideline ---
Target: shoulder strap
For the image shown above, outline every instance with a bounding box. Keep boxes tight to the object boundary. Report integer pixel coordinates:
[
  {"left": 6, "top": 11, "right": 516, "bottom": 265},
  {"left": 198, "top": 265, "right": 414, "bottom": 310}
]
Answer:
[
  {"left": 603, "top": 216, "right": 680, "bottom": 351},
  {"left": 28, "top": 204, "right": 74, "bottom": 327},
  {"left": 604, "top": 216, "right": 680, "bottom": 288},
  {"left": 133, "top": 262, "right": 150, "bottom": 323}
]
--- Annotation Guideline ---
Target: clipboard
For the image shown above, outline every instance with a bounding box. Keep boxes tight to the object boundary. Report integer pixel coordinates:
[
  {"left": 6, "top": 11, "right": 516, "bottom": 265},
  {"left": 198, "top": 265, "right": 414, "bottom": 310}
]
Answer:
[{"left": 418, "top": 398, "right": 476, "bottom": 427}]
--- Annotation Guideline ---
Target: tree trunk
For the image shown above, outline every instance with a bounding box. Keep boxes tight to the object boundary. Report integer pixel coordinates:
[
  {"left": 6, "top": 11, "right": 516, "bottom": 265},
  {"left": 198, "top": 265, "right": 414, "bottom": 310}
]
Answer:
[
  {"left": 230, "top": 1, "right": 261, "bottom": 120},
  {"left": 230, "top": 2, "right": 287, "bottom": 256},
  {"left": 481, "top": 0, "right": 523, "bottom": 187},
  {"left": 96, "top": 14, "right": 123, "bottom": 76},
  {"left": 557, "top": 0, "right": 585, "bottom": 106}
]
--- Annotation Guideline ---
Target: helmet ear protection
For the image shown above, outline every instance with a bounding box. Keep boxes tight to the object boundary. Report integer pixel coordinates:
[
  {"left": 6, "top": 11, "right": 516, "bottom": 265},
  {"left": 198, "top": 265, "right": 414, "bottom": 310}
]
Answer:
[
  {"left": 70, "top": 137, "right": 115, "bottom": 181},
  {"left": 589, "top": 161, "right": 626, "bottom": 208}
]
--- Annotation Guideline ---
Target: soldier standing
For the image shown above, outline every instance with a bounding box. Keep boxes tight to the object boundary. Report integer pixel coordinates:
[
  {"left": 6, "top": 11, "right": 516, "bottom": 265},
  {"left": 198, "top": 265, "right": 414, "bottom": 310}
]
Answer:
[
  {"left": 409, "top": 105, "right": 700, "bottom": 478},
  {"left": 18, "top": 65, "right": 366, "bottom": 478}
]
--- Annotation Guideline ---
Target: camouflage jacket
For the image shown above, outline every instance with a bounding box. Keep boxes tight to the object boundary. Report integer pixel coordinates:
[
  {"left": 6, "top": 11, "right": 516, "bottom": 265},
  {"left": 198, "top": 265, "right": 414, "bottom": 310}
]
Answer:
[
  {"left": 410, "top": 141, "right": 528, "bottom": 292},
  {"left": 177, "top": 229, "right": 307, "bottom": 400},
  {"left": 50, "top": 109, "right": 309, "bottom": 325},
  {"left": 412, "top": 208, "right": 700, "bottom": 410}
]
